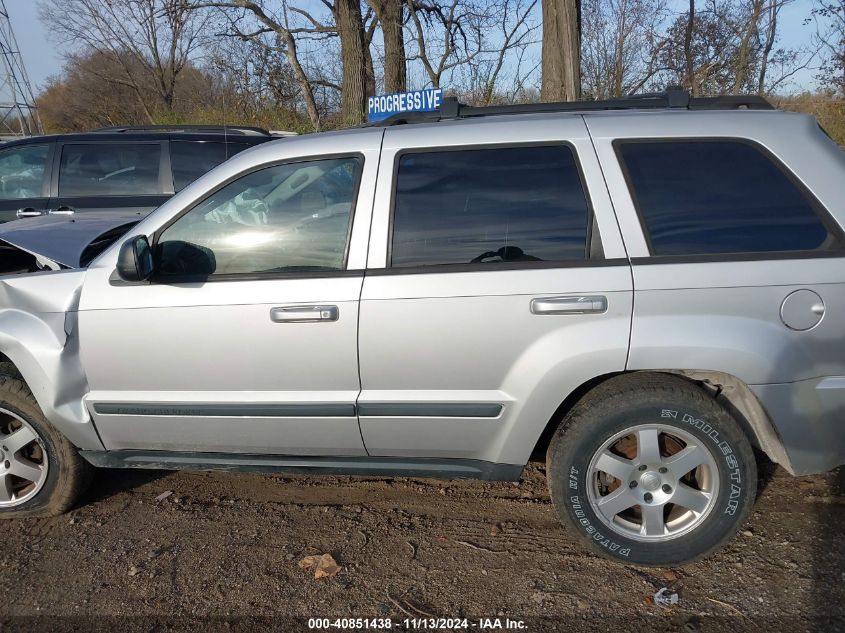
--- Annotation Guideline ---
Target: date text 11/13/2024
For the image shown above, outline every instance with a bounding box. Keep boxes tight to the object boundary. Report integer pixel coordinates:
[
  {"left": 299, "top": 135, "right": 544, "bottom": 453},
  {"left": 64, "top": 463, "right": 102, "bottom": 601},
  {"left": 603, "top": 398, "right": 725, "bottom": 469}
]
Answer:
[{"left": 307, "top": 618, "right": 529, "bottom": 629}]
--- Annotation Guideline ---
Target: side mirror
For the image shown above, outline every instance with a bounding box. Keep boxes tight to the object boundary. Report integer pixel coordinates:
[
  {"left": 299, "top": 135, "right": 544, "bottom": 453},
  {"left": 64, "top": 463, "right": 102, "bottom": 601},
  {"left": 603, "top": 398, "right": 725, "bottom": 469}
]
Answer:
[{"left": 116, "top": 235, "right": 154, "bottom": 282}]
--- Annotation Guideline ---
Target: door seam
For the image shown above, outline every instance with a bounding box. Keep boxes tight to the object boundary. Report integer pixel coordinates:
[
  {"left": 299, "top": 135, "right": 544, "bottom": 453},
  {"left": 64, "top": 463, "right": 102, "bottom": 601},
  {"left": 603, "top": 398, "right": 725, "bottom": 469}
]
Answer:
[
  {"left": 355, "top": 128, "right": 386, "bottom": 456},
  {"left": 582, "top": 114, "right": 635, "bottom": 370}
]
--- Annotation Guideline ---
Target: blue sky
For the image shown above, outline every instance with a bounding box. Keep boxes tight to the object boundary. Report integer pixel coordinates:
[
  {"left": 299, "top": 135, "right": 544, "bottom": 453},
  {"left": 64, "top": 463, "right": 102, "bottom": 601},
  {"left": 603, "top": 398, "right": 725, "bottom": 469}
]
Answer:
[
  {"left": 8, "top": 0, "right": 821, "bottom": 95},
  {"left": 6, "top": 1, "right": 55, "bottom": 92}
]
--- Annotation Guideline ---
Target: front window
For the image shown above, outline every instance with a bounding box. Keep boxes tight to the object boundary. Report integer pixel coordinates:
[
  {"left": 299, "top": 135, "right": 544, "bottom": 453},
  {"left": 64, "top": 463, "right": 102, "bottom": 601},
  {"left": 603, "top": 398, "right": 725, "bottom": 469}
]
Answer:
[
  {"left": 0, "top": 144, "right": 48, "bottom": 200},
  {"left": 156, "top": 156, "right": 361, "bottom": 277}
]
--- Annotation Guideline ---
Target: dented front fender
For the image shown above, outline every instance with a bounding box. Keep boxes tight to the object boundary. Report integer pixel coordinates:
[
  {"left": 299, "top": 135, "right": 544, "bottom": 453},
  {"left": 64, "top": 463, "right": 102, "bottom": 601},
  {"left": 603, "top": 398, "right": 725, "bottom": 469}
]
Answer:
[{"left": 0, "top": 270, "right": 103, "bottom": 450}]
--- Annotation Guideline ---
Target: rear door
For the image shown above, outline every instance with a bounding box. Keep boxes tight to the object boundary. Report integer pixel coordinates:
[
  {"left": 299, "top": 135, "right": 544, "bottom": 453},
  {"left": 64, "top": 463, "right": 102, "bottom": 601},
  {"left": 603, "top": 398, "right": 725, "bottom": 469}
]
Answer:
[
  {"left": 51, "top": 140, "right": 171, "bottom": 218},
  {"left": 357, "top": 116, "right": 634, "bottom": 467}
]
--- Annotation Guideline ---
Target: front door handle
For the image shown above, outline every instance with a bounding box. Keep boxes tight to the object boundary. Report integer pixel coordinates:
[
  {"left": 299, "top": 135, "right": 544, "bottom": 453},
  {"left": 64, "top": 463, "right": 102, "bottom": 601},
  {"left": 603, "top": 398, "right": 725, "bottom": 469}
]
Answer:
[
  {"left": 48, "top": 206, "right": 75, "bottom": 216},
  {"left": 530, "top": 295, "right": 608, "bottom": 315},
  {"left": 16, "top": 207, "right": 44, "bottom": 218},
  {"left": 270, "top": 305, "right": 339, "bottom": 323}
]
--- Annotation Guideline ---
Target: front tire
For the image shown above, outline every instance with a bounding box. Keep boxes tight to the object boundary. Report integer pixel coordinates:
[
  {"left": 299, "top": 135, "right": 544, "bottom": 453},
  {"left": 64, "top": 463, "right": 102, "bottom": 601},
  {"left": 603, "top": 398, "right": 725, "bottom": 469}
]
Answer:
[
  {"left": 547, "top": 373, "right": 756, "bottom": 566},
  {"left": 0, "top": 376, "right": 92, "bottom": 517}
]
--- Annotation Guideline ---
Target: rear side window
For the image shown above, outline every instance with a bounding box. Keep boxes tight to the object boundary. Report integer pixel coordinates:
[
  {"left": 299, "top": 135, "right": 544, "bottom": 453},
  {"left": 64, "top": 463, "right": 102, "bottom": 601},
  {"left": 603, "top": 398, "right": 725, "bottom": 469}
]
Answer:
[
  {"left": 59, "top": 143, "right": 162, "bottom": 197},
  {"left": 617, "top": 140, "right": 841, "bottom": 256},
  {"left": 170, "top": 141, "right": 254, "bottom": 191},
  {"left": 390, "top": 145, "right": 591, "bottom": 267}
]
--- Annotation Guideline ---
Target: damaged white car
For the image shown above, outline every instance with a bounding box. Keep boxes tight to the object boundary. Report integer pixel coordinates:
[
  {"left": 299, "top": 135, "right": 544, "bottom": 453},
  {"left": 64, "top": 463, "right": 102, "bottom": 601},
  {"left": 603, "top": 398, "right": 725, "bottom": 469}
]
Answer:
[
  {"left": 0, "top": 212, "right": 138, "bottom": 274},
  {"left": 1, "top": 92, "right": 844, "bottom": 567}
]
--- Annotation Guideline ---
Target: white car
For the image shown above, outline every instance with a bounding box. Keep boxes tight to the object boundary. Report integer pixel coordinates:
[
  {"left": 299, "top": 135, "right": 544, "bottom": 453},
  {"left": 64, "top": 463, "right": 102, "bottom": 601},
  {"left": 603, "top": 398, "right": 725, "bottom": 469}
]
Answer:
[{"left": 1, "top": 89, "right": 843, "bottom": 567}]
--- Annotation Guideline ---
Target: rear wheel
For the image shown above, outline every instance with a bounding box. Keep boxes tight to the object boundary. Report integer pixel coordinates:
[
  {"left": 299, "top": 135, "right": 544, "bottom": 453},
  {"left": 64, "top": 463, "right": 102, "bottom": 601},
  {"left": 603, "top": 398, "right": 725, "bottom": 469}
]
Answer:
[
  {"left": 0, "top": 376, "right": 91, "bottom": 517},
  {"left": 547, "top": 373, "right": 756, "bottom": 566}
]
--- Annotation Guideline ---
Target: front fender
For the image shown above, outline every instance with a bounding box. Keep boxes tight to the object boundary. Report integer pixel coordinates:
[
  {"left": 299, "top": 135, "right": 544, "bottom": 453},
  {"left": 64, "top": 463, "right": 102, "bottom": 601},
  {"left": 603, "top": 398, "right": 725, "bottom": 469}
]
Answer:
[{"left": 0, "top": 271, "right": 102, "bottom": 450}]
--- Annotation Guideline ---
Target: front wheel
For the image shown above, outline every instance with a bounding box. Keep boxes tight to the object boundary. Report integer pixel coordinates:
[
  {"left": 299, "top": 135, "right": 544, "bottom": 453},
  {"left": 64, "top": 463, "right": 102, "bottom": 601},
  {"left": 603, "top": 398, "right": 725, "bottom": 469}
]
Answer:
[
  {"left": 0, "top": 376, "right": 92, "bottom": 517},
  {"left": 547, "top": 373, "right": 757, "bottom": 566}
]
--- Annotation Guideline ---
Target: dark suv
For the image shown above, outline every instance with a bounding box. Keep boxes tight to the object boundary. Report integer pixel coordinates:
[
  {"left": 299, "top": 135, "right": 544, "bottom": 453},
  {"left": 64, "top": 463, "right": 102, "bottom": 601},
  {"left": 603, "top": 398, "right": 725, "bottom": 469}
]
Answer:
[{"left": 0, "top": 125, "right": 278, "bottom": 223}]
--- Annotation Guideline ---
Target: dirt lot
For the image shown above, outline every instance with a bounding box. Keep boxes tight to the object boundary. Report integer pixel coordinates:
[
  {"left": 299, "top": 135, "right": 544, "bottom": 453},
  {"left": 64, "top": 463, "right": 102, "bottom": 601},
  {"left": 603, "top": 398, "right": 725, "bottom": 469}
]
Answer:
[{"left": 1, "top": 461, "right": 843, "bottom": 632}]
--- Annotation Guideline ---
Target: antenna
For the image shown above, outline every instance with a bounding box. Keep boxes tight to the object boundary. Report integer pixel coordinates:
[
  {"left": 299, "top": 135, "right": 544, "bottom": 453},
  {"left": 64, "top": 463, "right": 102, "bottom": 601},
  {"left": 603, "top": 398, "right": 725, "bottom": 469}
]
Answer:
[
  {"left": 214, "top": 56, "right": 229, "bottom": 156},
  {"left": 0, "top": 0, "right": 42, "bottom": 137},
  {"left": 223, "top": 90, "right": 229, "bottom": 156}
]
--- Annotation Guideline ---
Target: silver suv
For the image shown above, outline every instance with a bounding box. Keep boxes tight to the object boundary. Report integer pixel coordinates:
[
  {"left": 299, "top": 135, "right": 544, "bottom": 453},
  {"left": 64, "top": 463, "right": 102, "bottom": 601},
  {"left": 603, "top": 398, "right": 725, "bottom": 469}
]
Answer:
[{"left": 1, "top": 90, "right": 843, "bottom": 567}]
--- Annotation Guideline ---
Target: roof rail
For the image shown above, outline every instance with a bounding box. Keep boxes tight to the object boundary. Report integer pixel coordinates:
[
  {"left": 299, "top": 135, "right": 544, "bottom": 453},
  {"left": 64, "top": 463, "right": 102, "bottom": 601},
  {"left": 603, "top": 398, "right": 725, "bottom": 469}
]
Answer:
[
  {"left": 92, "top": 124, "right": 272, "bottom": 136},
  {"left": 372, "top": 87, "right": 774, "bottom": 127}
]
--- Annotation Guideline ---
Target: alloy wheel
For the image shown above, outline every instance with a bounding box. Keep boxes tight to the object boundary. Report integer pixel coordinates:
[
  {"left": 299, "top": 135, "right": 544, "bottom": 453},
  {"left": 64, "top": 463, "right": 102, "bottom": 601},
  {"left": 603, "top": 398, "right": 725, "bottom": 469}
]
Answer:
[
  {"left": 586, "top": 423, "right": 719, "bottom": 542},
  {"left": 0, "top": 408, "right": 48, "bottom": 507}
]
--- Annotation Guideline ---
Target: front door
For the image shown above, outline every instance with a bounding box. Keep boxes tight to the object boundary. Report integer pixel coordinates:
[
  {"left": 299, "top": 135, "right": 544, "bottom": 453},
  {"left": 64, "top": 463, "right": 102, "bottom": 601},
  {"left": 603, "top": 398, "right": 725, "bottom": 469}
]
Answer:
[
  {"left": 78, "top": 147, "right": 379, "bottom": 456},
  {"left": 357, "top": 117, "right": 633, "bottom": 467}
]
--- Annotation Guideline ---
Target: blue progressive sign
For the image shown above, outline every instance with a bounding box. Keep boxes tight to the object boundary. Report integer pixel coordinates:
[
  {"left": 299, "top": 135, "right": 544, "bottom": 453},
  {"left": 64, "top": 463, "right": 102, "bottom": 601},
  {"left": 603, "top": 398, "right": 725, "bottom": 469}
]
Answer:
[{"left": 367, "top": 88, "right": 443, "bottom": 122}]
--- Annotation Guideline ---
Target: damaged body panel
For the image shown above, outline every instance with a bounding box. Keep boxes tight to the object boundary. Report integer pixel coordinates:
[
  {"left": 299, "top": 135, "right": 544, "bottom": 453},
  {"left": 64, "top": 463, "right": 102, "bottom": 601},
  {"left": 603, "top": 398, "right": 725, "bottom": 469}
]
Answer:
[
  {"left": 0, "top": 270, "right": 102, "bottom": 450},
  {"left": 0, "top": 212, "right": 137, "bottom": 271}
]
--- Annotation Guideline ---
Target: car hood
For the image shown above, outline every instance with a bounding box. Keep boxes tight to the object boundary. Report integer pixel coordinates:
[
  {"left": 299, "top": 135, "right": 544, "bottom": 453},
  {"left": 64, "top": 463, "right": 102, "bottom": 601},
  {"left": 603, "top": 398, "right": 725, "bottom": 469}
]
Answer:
[{"left": 0, "top": 212, "right": 140, "bottom": 268}]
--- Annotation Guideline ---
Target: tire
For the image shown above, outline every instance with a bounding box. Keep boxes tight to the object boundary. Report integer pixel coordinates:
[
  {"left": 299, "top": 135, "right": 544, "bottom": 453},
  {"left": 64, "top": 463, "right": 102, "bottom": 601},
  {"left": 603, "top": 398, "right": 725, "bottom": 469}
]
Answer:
[
  {"left": 0, "top": 361, "right": 22, "bottom": 380},
  {"left": 0, "top": 375, "right": 92, "bottom": 518},
  {"left": 547, "top": 373, "right": 756, "bottom": 567}
]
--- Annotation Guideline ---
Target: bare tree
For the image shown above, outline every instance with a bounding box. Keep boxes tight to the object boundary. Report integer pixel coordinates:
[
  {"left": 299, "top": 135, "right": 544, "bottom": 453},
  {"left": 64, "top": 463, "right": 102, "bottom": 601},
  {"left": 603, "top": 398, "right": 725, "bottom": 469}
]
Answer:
[
  {"left": 369, "top": 0, "right": 407, "bottom": 92},
  {"left": 580, "top": 0, "right": 669, "bottom": 98},
  {"left": 38, "top": 0, "right": 209, "bottom": 122},
  {"left": 453, "top": 0, "right": 539, "bottom": 104},
  {"left": 811, "top": 0, "right": 845, "bottom": 95},
  {"left": 757, "top": 0, "right": 780, "bottom": 92},
  {"left": 188, "top": 2, "right": 326, "bottom": 129},
  {"left": 336, "top": 0, "right": 369, "bottom": 124},
  {"left": 37, "top": 49, "right": 216, "bottom": 130},
  {"left": 662, "top": 4, "right": 753, "bottom": 95},
  {"left": 206, "top": 31, "right": 301, "bottom": 115},
  {"left": 683, "top": 0, "right": 695, "bottom": 93},
  {"left": 541, "top": 0, "right": 581, "bottom": 100},
  {"left": 660, "top": 0, "right": 808, "bottom": 96},
  {"left": 405, "top": 0, "right": 487, "bottom": 89},
  {"left": 730, "top": 0, "right": 764, "bottom": 93},
  {"left": 479, "top": 0, "right": 539, "bottom": 103},
  {"left": 190, "top": 1, "right": 371, "bottom": 128}
]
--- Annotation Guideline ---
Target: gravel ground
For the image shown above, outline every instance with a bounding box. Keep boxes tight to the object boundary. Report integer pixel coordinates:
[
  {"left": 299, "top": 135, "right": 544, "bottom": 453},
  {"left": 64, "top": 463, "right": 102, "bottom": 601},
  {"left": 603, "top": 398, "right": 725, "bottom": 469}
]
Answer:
[{"left": 1, "top": 461, "right": 842, "bottom": 633}]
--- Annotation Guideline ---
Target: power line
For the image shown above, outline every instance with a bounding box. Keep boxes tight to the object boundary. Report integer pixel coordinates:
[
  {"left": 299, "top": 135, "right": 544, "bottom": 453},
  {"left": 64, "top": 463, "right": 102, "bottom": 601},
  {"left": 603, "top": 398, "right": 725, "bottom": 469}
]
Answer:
[{"left": 0, "top": 0, "right": 42, "bottom": 136}]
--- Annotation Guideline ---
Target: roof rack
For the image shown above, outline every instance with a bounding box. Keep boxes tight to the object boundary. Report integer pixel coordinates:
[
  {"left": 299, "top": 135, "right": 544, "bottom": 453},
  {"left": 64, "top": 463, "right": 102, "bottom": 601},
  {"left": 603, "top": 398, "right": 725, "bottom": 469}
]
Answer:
[
  {"left": 372, "top": 87, "right": 774, "bottom": 127},
  {"left": 92, "top": 124, "right": 272, "bottom": 136}
]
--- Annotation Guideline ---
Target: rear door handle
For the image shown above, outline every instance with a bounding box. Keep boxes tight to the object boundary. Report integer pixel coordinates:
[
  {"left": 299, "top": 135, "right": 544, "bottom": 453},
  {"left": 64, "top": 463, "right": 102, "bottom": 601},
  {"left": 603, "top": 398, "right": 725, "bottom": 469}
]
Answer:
[
  {"left": 16, "top": 207, "right": 44, "bottom": 218},
  {"left": 48, "top": 206, "right": 75, "bottom": 216},
  {"left": 530, "top": 295, "right": 608, "bottom": 315},
  {"left": 270, "top": 305, "right": 339, "bottom": 323}
]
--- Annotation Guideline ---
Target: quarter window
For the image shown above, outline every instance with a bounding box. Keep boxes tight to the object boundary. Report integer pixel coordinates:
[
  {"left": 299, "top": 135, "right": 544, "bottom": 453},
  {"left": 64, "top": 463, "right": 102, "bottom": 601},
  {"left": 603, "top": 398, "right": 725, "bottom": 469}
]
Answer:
[
  {"left": 157, "top": 156, "right": 361, "bottom": 277},
  {"left": 170, "top": 141, "right": 253, "bottom": 191},
  {"left": 617, "top": 140, "right": 841, "bottom": 256},
  {"left": 390, "top": 145, "right": 591, "bottom": 267},
  {"left": 59, "top": 143, "right": 162, "bottom": 196},
  {"left": 0, "top": 144, "right": 48, "bottom": 199}
]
